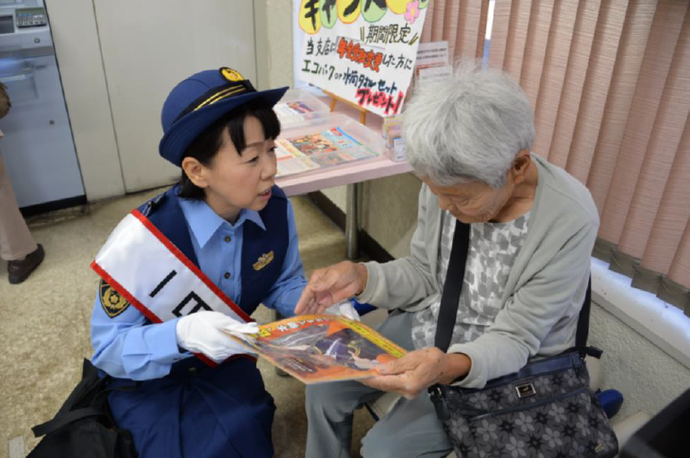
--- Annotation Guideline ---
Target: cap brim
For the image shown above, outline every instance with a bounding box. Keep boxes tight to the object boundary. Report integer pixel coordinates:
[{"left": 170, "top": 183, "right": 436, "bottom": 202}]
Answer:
[{"left": 159, "top": 86, "right": 289, "bottom": 166}]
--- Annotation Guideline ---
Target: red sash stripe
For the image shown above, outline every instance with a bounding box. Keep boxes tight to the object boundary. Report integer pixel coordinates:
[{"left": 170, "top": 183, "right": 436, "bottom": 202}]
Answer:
[
  {"left": 91, "top": 209, "right": 259, "bottom": 367},
  {"left": 130, "top": 209, "right": 252, "bottom": 323}
]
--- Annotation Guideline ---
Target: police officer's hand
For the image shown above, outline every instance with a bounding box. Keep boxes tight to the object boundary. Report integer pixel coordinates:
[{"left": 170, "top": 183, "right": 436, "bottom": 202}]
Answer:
[
  {"left": 294, "top": 261, "right": 368, "bottom": 315},
  {"left": 176, "top": 311, "right": 259, "bottom": 362}
]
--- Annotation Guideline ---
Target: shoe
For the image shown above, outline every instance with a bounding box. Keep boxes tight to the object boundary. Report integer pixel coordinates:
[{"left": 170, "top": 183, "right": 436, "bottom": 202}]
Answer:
[{"left": 8, "top": 244, "right": 45, "bottom": 285}]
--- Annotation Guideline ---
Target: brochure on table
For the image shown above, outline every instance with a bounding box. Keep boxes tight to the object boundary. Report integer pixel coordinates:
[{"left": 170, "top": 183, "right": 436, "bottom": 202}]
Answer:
[
  {"left": 274, "top": 113, "right": 384, "bottom": 179},
  {"left": 273, "top": 88, "right": 330, "bottom": 128}
]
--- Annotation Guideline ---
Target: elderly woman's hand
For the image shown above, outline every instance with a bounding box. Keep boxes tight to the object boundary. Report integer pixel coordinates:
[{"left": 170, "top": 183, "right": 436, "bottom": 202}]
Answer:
[
  {"left": 360, "top": 348, "right": 472, "bottom": 399},
  {"left": 294, "top": 261, "right": 368, "bottom": 315}
]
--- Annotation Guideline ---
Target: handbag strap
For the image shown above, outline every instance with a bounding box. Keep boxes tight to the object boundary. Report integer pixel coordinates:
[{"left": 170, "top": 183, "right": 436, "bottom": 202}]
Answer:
[
  {"left": 434, "top": 220, "right": 594, "bottom": 354},
  {"left": 434, "top": 219, "right": 470, "bottom": 352},
  {"left": 576, "top": 278, "right": 592, "bottom": 348}
]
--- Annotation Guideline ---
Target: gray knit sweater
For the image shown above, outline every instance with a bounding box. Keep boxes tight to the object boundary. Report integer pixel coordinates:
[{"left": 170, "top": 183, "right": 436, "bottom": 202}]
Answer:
[{"left": 357, "top": 154, "right": 600, "bottom": 389}]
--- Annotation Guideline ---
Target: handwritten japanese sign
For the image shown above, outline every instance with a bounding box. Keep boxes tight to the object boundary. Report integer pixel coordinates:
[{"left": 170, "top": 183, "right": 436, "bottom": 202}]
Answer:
[{"left": 298, "top": 0, "right": 430, "bottom": 117}]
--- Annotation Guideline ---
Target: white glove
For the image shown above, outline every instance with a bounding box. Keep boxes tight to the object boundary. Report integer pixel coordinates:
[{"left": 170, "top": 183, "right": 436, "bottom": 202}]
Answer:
[
  {"left": 175, "top": 311, "right": 259, "bottom": 362},
  {"left": 325, "top": 300, "right": 361, "bottom": 321}
]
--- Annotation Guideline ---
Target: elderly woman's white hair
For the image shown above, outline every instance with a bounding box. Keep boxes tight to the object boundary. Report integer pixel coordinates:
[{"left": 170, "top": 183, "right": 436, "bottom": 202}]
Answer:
[{"left": 402, "top": 61, "right": 535, "bottom": 189}]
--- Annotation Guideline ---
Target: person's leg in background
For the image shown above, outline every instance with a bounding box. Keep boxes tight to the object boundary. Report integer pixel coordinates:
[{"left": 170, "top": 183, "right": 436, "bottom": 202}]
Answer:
[{"left": 0, "top": 149, "right": 44, "bottom": 284}]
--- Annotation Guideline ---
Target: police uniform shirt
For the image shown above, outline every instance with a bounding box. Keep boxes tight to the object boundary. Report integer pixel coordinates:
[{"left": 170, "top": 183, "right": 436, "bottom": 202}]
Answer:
[{"left": 90, "top": 198, "right": 306, "bottom": 380}]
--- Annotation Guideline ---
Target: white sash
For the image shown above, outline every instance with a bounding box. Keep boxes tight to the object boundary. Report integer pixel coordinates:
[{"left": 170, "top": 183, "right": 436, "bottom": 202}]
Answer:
[{"left": 91, "top": 209, "right": 251, "bottom": 326}]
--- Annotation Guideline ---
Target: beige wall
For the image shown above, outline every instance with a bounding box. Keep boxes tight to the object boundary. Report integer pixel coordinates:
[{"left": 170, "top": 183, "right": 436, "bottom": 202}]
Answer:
[
  {"left": 359, "top": 174, "right": 421, "bottom": 259},
  {"left": 323, "top": 174, "right": 421, "bottom": 260}
]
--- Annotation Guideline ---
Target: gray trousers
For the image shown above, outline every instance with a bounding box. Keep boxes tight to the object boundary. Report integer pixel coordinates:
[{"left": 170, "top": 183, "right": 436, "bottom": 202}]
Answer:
[
  {"left": 0, "top": 149, "right": 36, "bottom": 261},
  {"left": 305, "top": 311, "right": 453, "bottom": 458}
]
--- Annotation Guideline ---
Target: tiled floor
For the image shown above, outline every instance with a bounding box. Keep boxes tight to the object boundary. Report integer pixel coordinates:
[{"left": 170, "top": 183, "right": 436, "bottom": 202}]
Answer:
[{"left": 0, "top": 189, "right": 377, "bottom": 458}]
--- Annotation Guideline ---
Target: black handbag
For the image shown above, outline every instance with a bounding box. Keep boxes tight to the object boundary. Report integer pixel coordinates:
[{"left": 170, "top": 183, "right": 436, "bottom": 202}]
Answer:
[
  {"left": 28, "top": 359, "right": 138, "bottom": 458},
  {"left": 428, "top": 220, "right": 618, "bottom": 458}
]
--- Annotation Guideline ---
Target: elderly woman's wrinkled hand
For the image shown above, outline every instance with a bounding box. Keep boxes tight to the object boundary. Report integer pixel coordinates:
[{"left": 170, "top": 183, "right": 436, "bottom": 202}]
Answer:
[
  {"left": 359, "top": 348, "right": 472, "bottom": 399},
  {"left": 294, "top": 261, "right": 368, "bottom": 315}
]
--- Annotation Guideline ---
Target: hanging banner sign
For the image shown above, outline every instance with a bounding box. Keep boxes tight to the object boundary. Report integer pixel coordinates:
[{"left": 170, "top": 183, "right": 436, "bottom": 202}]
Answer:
[{"left": 298, "top": 0, "right": 430, "bottom": 117}]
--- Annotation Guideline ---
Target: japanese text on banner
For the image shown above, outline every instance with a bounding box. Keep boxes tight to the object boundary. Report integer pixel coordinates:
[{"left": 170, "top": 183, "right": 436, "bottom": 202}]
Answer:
[{"left": 298, "top": 0, "right": 430, "bottom": 117}]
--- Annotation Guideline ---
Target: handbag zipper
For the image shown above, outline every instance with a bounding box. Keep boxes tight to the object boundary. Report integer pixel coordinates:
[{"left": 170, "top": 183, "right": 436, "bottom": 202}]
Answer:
[{"left": 466, "top": 386, "right": 589, "bottom": 422}]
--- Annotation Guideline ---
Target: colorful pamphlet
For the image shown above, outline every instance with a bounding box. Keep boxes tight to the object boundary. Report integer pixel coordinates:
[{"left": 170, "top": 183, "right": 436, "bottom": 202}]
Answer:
[
  {"left": 273, "top": 101, "right": 315, "bottom": 125},
  {"left": 224, "top": 315, "right": 407, "bottom": 384},
  {"left": 275, "top": 126, "right": 378, "bottom": 178}
]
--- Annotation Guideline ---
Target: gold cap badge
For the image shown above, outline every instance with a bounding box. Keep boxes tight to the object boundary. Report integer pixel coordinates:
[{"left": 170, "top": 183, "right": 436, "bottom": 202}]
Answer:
[
  {"left": 253, "top": 251, "right": 275, "bottom": 271},
  {"left": 220, "top": 67, "right": 244, "bottom": 82}
]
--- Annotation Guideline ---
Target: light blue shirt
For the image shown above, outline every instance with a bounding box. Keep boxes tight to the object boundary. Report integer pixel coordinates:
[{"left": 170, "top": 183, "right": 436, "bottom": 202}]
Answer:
[{"left": 91, "top": 197, "right": 307, "bottom": 380}]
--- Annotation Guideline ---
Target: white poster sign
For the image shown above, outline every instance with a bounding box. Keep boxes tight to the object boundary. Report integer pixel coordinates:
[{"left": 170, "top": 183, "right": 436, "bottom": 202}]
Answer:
[
  {"left": 415, "top": 41, "right": 449, "bottom": 69},
  {"left": 297, "top": 0, "right": 430, "bottom": 117}
]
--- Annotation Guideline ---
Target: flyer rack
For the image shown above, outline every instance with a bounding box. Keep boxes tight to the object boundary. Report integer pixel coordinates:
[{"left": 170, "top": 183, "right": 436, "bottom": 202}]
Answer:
[
  {"left": 275, "top": 113, "right": 384, "bottom": 179},
  {"left": 273, "top": 88, "right": 330, "bottom": 128}
]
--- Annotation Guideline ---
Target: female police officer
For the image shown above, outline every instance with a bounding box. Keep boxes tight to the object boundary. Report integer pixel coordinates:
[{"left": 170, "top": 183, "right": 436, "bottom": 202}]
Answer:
[{"left": 90, "top": 67, "right": 307, "bottom": 458}]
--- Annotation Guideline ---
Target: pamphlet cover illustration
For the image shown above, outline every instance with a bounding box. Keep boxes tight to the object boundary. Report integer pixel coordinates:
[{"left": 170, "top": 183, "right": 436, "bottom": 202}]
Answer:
[
  {"left": 286, "top": 101, "right": 313, "bottom": 114},
  {"left": 224, "top": 315, "right": 407, "bottom": 384},
  {"left": 275, "top": 127, "right": 378, "bottom": 178},
  {"left": 289, "top": 132, "right": 340, "bottom": 155}
]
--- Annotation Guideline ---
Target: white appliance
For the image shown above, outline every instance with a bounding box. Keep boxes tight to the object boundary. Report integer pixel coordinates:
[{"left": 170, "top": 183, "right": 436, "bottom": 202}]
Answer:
[{"left": 0, "top": 0, "right": 84, "bottom": 214}]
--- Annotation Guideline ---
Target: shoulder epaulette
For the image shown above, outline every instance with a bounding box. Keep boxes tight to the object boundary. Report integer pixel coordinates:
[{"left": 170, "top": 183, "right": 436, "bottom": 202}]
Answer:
[{"left": 140, "top": 192, "right": 166, "bottom": 217}]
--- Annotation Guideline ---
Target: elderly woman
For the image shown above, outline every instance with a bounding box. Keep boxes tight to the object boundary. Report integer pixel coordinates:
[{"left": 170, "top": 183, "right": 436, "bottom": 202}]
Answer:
[{"left": 295, "top": 63, "right": 599, "bottom": 458}]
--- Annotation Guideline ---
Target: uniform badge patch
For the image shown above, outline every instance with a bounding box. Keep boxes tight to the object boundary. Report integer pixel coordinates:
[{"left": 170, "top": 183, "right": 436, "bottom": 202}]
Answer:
[
  {"left": 99, "top": 279, "right": 130, "bottom": 318},
  {"left": 220, "top": 67, "right": 244, "bottom": 82},
  {"left": 253, "top": 251, "right": 274, "bottom": 271}
]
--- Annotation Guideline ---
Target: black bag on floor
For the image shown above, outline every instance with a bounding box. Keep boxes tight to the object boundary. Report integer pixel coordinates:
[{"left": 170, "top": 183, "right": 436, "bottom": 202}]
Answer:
[
  {"left": 428, "top": 221, "right": 618, "bottom": 458},
  {"left": 28, "top": 359, "right": 138, "bottom": 458}
]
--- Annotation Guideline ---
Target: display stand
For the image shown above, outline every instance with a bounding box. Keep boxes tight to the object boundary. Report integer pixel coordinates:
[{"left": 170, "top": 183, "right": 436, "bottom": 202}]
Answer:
[
  {"left": 324, "top": 90, "right": 367, "bottom": 126},
  {"left": 324, "top": 90, "right": 368, "bottom": 260}
]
